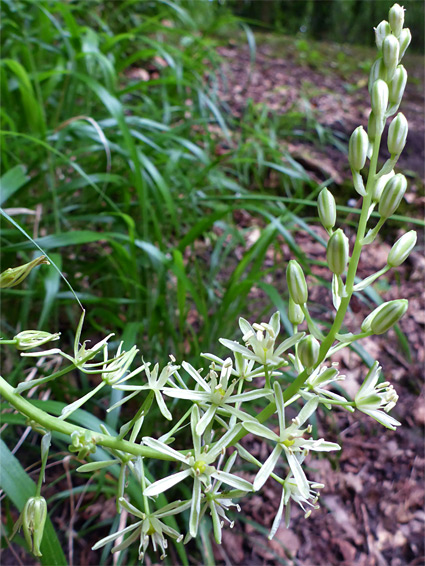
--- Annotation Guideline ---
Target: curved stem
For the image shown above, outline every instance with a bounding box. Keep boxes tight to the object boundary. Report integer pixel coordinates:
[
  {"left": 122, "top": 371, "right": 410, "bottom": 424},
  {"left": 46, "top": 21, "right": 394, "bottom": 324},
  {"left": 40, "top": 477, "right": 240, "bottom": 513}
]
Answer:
[{"left": 0, "top": 375, "right": 171, "bottom": 461}]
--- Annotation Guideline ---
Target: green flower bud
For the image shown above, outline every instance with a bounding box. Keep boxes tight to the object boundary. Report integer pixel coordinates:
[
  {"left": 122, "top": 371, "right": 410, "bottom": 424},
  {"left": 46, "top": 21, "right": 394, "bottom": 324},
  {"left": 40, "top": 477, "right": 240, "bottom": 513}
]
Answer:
[
  {"left": 387, "top": 230, "right": 417, "bottom": 267},
  {"left": 389, "top": 65, "right": 407, "bottom": 108},
  {"left": 0, "top": 256, "right": 49, "bottom": 288},
  {"left": 368, "top": 299, "right": 408, "bottom": 334},
  {"left": 368, "top": 111, "right": 378, "bottom": 142},
  {"left": 298, "top": 335, "right": 320, "bottom": 369},
  {"left": 372, "top": 171, "right": 395, "bottom": 203},
  {"left": 389, "top": 3, "right": 405, "bottom": 37},
  {"left": 378, "top": 173, "right": 407, "bottom": 218},
  {"left": 374, "top": 20, "right": 391, "bottom": 50},
  {"left": 326, "top": 229, "right": 349, "bottom": 276},
  {"left": 382, "top": 35, "right": 399, "bottom": 80},
  {"left": 361, "top": 303, "right": 385, "bottom": 333},
  {"left": 398, "top": 28, "right": 411, "bottom": 60},
  {"left": 349, "top": 126, "right": 369, "bottom": 171},
  {"left": 22, "top": 496, "right": 47, "bottom": 557},
  {"left": 14, "top": 330, "right": 61, "bottom": 351},
  {"left": 388, "top": 112, "right": 408, "bottom": 155},
  {"left": 317, "top": 188, "right": 336, "bottom": 230},
  {"left": 288, "top": 298, "right": 305, "bottom": 326},
  {"left": 368, "top": 58, "right": 387, "bottom": 93},
  {"left": 286, "top": 260, "right": 308, "bottom": 305},
  {"left": 371, "top": 79, "right": 389, "bottom": 121}
]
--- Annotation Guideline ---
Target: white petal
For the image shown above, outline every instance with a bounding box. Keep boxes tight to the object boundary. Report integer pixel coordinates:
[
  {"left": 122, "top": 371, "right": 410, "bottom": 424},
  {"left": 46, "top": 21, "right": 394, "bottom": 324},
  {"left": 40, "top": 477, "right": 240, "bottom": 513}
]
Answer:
[
  {"left": 285, "top": 450, "right": 309, "bottom": 498},
  {"left": 219, "top": 338, "right": 253, "bottom": 357},
  {"left": 189, "top": 476, "right": 202, "bottom": 538},
  {"left": 142, "top": 437, "right": 187, "bottom": 464},
  {"left": 211, "top": 470, "right": 253, "bottom": 492},
  {"left": 182, "top": 361, "right": 210, "bottom": 392},
  {"left": 243, "top": 420, "right": 280, "bottom": 442},
  {"left": 268, "top": 488, "right": 286, "bottom": 540},
  {"left": 274, "top": 332, "right": 305, "bottom": 356},
  {"left": 253, "top": 445, "right": 282, "bottom": 490},
  {"left": 144, "top": 469, "right": 191, "bottom": 497}
]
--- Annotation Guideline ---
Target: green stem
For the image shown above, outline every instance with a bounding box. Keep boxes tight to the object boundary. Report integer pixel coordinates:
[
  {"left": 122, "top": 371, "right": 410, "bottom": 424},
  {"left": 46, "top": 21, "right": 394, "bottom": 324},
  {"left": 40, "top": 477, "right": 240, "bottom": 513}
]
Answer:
[{"left": 0, "top": 376, "right": 171, "bottom": 461}]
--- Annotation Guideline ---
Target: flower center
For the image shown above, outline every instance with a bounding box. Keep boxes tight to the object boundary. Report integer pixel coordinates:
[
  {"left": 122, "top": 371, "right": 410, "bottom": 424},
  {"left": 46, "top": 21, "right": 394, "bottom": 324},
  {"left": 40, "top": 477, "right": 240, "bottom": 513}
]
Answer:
[{"left": 193, "top": 460, "right": 207, "bottom": 474}]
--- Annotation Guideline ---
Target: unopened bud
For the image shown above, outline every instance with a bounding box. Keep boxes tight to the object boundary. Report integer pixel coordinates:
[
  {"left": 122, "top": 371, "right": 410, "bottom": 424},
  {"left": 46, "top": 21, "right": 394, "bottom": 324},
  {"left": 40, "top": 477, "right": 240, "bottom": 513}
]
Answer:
[
  {"left": 382, "top": 35, "right": 399, "bottom": 80},
  {"left": 378, "top": 173, "right": 407, "bottom": 218},
  {"left": 298, "top": 335, "right": 320, "bottom": 369},
  {"left": 326, "top": 229, "right": 349, "bottom": 276},
  {"left": 367, "top": 299, "right": 408, "bottom": 334},
  {"left": 388, "top": 113, "right": 408, "bottom": 155},
  {"left": 349, "top": 126, "right": 369, "bottom": 171},
  {"left": 387, "top": 230, "right": 417, "bottom": 267},
  {"left": 14, "top": 330, "right": 61, "bottom": 351},
  {"left": 375, "top": 20, "right": 391, "bottom": 50},
  {"left": 317, "top": 188, "right": 336, "bottom": 230},
  {"left": 372, "top": 171, "right": 395, "bottom": 203},
  {"left": 371, "top": 79, "right": 389, "bottom": 120},
  {"left": 368, "top": 111, "right": 378, "bottom": 142},
  {"left": 389, "top": 65, "right": 407, "bottom": 108},
  {"left": 0, "top": 256, "right": 49, "bottom": 288},
  {"left": 23, "top": 496, "right": 47, "bottom": 557},
  {"left": 368, "top": 58, "right": 387, "bottom": 93},
  {"left": 286, "top": 260, "right": 308, "bottom": 305},
  {"left": 389, "top": 3, "right": 405, "bottom": 38},
  {"left": 288, "top": 298, "right": 305, "bottom": 326},
  {"left": 398, "top": 28, "right": 411, "bottom": 60}
]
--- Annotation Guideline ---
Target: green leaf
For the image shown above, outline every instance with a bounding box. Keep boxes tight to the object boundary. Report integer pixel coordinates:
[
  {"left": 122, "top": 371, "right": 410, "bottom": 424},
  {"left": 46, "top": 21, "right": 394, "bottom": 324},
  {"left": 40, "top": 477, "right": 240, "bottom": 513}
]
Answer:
[{"left": 0, "top": 165, "right": 29, "bottom": 206}]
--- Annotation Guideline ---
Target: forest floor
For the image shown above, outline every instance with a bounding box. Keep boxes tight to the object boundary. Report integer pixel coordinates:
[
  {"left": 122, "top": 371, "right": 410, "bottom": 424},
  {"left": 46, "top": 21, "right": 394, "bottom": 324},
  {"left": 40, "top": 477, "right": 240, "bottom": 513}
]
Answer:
[{"left": 209, "top": 36, "right": 425, "bottom": 566}]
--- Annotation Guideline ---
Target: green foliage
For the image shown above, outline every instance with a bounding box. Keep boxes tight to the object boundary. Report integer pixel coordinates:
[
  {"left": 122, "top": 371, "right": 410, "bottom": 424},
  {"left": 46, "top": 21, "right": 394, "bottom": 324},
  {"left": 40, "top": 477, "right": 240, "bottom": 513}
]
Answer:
[{"left": 1, "top": 0, "right": 318, "bottom": 364}]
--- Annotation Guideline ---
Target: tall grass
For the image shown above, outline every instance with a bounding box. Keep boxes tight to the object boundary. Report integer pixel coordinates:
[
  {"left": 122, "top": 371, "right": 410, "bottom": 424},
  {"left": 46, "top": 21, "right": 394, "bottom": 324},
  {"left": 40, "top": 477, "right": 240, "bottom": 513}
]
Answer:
[{"left": 1, "top": 0, "right": 320, "bottom": 363}]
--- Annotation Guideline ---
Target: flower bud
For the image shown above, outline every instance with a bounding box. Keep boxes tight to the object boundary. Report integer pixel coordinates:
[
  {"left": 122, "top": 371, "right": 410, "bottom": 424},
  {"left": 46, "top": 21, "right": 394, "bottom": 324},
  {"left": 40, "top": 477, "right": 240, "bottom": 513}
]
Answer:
[
  {"left": 371, "top": 79, "right": 389, "bottom": 121},
  {"left": 14, "top": 330, "right": 61, "bottom": 351},
  {"left": 389, "top": 3, "right": 405, "bottom": 38},
  {"left": 0, "top": 256, "right": 49, "bottom": 288},
  {"left": 326, "top": 229, "right": 349, "bottom": 276},
  {"left": 388, "top": 113, "right": 408, "bottom": 155},
  {"left": 286, "top": 260, "right": 308, "bottom": 305},
  {"left": 367, "top": 299, "right": 408, "bottom": 334},
  {"left": 317, "top": 188, "right": 336, "bottom": 230},
  {"left": 389, "top": 65, "right": 407, "bottom": 108},
  {"left": 22, "top": 496, "right": 47, "bottom": 557},
  {"left": 368, "top": 58, "right": 387, "bottom": 93},
  {"left": 374, "top": 20, "right": 391, "bottom": 50},
  {"left": 298, "top": 335, "right": 320, "bottom": 369},
  {"left": 372, "top": 171, "right": 395, "bottom": 203},
  {"left": 387, "top": 230, "right": 417, "bottom": 267},
  {"left": 349, "top": 126, "right": 369, "bottom": 171},
  {"left": 368, "top": 111, "right": 378, "bottom": 142},
  {"left": 382, "top": 35, "right": 399, "bottom": 80},
  {"left": 398, "top": 28, "right": 411, "bottom": 60},
  {"left": 378, "top": 173, "right": 407, "bottom": 218},
  {"left": 288, "top": 298, "right": 304, "bottom": 326}
]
